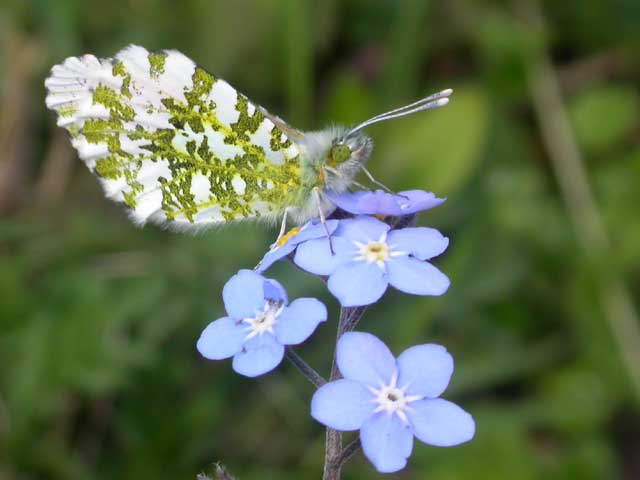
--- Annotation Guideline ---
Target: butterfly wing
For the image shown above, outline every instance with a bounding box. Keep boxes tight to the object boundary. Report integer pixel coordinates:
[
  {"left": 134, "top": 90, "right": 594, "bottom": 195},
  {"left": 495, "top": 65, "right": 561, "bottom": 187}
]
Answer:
[
  {"left": 260, "top": 109, "right": 306, "bottom": 141},
  {"left": 45, "top": 45, "right": 302, "bottom": 230}
]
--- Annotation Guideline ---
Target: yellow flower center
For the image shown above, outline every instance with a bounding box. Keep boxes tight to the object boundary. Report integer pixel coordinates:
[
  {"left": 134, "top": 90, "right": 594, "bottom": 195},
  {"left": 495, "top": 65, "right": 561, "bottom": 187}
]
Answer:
[{"left": 359, "top": 241, "right": 390, "bottom": 265}]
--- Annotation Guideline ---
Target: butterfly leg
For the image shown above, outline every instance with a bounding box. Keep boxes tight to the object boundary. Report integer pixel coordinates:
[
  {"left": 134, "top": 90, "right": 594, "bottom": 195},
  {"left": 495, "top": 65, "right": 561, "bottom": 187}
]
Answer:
[
  {"left": 272, "top": 207, "right": 290, "bottom": 248},
  {"left": 254, "top": 209, "right": 292, "bottom": 271},
  {"left": 324, "top": 166, "right": 368, "bottom": 190},
  {"left": 312, "top": 187, "right": 335, "bottom": 254},
  {"left": 359, "top": 164, "right": 396, "bottom": 194}
]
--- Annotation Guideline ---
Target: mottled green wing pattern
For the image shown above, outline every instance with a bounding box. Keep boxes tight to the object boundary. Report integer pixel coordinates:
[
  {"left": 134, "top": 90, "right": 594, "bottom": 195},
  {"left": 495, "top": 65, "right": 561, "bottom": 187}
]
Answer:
[{"left": 45, "top": 45, "right": 302, "bottom": 229}]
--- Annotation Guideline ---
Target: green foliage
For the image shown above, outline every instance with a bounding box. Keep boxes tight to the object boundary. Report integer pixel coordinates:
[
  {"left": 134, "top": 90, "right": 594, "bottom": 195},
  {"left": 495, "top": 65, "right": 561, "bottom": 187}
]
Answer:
[
  {"left": 376, "top": 86, "right": 489, "bottom": 194},
  {"left": 569, "top": 85, "right": 639, "bottom": 155},
  {"left": 1, "top": 0, "right": 639, "bottom": 479}
]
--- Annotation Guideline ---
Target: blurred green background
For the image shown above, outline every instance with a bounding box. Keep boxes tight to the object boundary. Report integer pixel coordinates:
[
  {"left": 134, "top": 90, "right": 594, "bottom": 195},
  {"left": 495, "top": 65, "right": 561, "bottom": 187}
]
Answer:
[{"left": 1, "top": 0, "right": 640, "bottom": 478}]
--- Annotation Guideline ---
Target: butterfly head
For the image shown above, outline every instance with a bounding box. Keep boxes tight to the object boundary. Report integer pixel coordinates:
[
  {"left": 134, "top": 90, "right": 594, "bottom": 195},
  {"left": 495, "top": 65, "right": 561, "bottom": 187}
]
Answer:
[
  {"left": 328, "top": 130, "right": 374, "bottom": 166},
  {"left": 319, "top": 129, "right": 373, "bottom": 192},
  {"left": 323, "top": 88, "right": 452, "bottom": 185}
]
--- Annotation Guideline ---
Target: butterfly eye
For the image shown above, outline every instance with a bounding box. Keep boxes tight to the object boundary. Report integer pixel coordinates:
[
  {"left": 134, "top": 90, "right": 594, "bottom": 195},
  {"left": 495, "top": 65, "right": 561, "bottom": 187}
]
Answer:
[{"left": 329, "top": 144, "right": 352, "bottom": 165}]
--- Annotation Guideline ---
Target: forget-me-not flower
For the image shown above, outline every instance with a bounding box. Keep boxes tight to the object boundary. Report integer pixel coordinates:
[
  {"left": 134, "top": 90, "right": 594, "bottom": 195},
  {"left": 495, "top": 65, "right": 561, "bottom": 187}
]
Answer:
[
  {"left": 311, "top": 332, "right": 475, "bottom": 473},
  {"left": 255, "top": 219, "right": 339, "bottom": 273},
  {"left": 294, "top": 215, "right": 450, "bottom": 306},
  {"left": 197, "top": 270, "right": 327, "bottom": 377},
  {"left": 325, "top": 189, "right": 445, "bottom": 216}
]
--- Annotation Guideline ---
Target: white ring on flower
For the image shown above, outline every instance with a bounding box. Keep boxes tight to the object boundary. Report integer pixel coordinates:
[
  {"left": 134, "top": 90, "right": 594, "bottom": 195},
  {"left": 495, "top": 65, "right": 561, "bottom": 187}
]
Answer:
[
  {"left": 243, "top": 301, "right": 284, "bottom": 339},
  {"left": 353, "top": 232, "right": 407, "bottom": 268},
  {"left": 368, "top": 370, "right": 422, "bottom": 424}
]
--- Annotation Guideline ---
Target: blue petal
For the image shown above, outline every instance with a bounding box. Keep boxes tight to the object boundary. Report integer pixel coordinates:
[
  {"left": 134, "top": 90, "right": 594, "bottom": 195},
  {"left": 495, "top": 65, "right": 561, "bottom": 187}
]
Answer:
[
  {"left": 293, "top": 238, "right": 331, "bottom": 275},
  {"left": 334, "top": 216, "right": 390, "bottom": 244},
  {"left": 328, "top": 261, "right": 388, "bottom": 307},
  {"left": 231, "top": 333, "right": 284, "bottom": 377},
  {"left": 263, "top": 278, "right": 288, "bottom": 304},
  {"left": 311, "top": 379, "right": 374, "bottom": 431},
  {"left": 294, "top": 236, "right": 353, "bottom": 276},
  {"left": 255, "top": 220, "right": 339, "bottom": 273},
  {"left": 396, "top": 190, "right": 446, "bottom": 214},
  {"left": 325, "top": 189, "right": 445, "bottom": 216},
  {"left": 222, "top": 270, "right": 266, "bottom": 318},
  {"left": 337, "top": 332, "right": 396, "bottom": 387},
  {"left": 387, "top": 227, "right": 449, "bottom": 260},
  {"left": 360, "top": 413, "right": 414, "bottom": 473},
  {"left": 387, "top": 256, "right": 450, "bottom": 296},
  {"left": 407, "top": 399, "right": 475, "bottom": 447},
  {"left": 396, "top": 344, "right": 454, "bottom": 398},
  {"left": 329, "top": 233, "right": 360, "bottom": 259},
  {"left": 293, "top": 219, "right": 339, "bottom": 243},
  {"left": 196, "top": 317, "right": 246, "bottom": 360},
  {"left": 275, "top": 298, "right": 327, "bottom": 345},
  {"left": 324, "top": 189, "right": 371, "bottom": 214},
  {"left": 255, "top": 242, "right": 296, "bottom": 273}
]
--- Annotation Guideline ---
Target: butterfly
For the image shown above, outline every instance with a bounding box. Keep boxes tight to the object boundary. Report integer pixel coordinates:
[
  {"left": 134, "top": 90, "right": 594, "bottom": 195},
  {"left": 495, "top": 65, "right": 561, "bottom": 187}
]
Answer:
[{"left": 45, "top": 45, "right": 451, "bottom": 236}]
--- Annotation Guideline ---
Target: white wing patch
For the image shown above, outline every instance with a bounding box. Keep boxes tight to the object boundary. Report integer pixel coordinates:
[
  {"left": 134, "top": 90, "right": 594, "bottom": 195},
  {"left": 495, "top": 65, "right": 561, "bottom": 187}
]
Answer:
[
  {"left": 190, "top": 172, "right": 212, "bottom": 203},
  {"left": 231, "top": 175, "right": 247, "bottom": 195},
  {"left": 209, "top": 80, "right": 239, "bottom": 124},
  {"left": 45, "top": 45, "right": 303, "bottom": 230}
]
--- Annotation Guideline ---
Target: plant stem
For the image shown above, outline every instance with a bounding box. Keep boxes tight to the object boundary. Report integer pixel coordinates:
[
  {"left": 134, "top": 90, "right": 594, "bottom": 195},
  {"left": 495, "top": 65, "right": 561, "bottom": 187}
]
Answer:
[
  {"left": 322, "top": 307, "right": 368, "bottom": 480},
  {"left": 322, "top": 428, "right": 343, "bottom": 480},
  {"left": 520, "top": 0, "right": 640, "bottom": 403},
  {"left": 342, "top": 306, "right": 368, "bottom": 333},
  {"left": 322, "top": 309, "right": 347, "bottom": 480},
  {"left": 285, "top": 347, "right": 326, "bottom": 388},
  {"left": 196, "top": 463, "right": 235, "bottom": 480},
  {"left": 337, "top": 438, "right": 361, "bottom": 467}
]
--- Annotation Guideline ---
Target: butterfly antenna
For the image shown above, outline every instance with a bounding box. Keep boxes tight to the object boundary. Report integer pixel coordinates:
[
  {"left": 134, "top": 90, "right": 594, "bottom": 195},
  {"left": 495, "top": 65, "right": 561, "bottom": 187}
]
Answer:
[
  {"left": 359, "top": 164, "right": 395, "bottom": 194},
  {"left": 359, "top": 88, "right": 452, "bottom": 124},
  {"left": 346, "top": 88, "right": 453, "bottom": 136}
]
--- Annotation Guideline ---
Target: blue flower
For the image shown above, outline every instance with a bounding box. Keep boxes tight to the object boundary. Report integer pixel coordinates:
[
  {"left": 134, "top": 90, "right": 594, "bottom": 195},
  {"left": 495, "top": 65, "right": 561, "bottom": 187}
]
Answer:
[
  {"left": 294, "top": 215, "right": 450, "bottom": 306},
  {"left": 255, "top": 219, "right": 339, "bottom": 273},
  {"left": 197, "top": 270, "right": 327, "bottom": 377},
  {"left": 311, "top": 332, "right": 475, "bottom": 473},
  {"left": 325, "top": 189, "right": 445, "bottom": 216}
]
